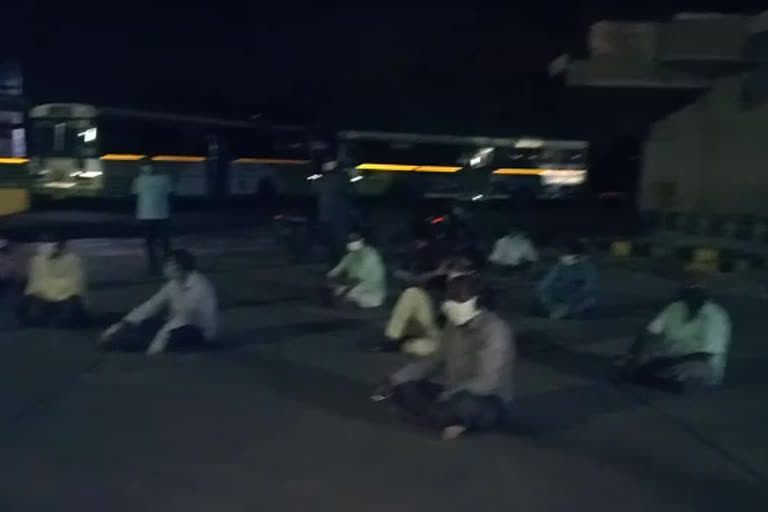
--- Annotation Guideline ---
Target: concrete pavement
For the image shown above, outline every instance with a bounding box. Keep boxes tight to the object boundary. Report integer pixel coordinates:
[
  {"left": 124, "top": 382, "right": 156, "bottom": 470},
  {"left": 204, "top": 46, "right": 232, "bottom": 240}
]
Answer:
[{"left": 0, "top": 234, "right": 767, "bottom": 511}]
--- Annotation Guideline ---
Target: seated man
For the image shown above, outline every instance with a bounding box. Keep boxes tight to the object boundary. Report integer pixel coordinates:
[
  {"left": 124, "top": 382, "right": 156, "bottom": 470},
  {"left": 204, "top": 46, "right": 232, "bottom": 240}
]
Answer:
[
  {"left": 378, "top": 231, "right": 446, "bottom": 355},
  {"left": 489, "top": 228, "right": 538, "bottom": 270},
  {"left": 100, "top": 249, "right": 217, "bottom": 356},
  {"left": 619, "top": 279, "right": 731, "bottom": 392},
  {"left": 326, "top": 232, "right": 386, "bottom": 309},
  {"left": 373, "top": 272, "right": 515, "bottom": 441},
  {"left": 533, "top": 240, "right": 596, "bottom": 320},
  {"left": 18, "top": 233, "right": 86, "bottom": 327}
]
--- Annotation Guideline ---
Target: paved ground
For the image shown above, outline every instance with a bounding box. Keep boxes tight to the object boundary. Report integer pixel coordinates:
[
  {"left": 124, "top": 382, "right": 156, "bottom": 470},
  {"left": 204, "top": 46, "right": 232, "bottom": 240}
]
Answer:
[{"left": 1, "top": 232, "right": 767, "bottom": 511}]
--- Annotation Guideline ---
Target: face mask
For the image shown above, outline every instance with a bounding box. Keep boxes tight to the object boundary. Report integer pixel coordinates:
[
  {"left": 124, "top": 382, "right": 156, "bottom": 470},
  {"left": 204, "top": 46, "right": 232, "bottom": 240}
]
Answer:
[
  {"left": 347, "top": 240, "right": 364, "bottom": 252},
  {"left": 441, "top": 297, "right": 479, "bottom": 326},
  {"left": 560, "top": 255, "right": 578, "bottom": 265},
  {"left": 322, "top": 161, "right": 337, "bottom": 172},
  {"left": 38, "top": 242, "right": 56, "bottom": 257}
]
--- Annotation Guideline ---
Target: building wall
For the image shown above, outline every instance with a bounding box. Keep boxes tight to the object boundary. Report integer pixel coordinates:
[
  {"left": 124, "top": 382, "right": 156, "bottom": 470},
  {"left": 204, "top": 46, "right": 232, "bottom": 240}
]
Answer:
[{"left": 641, "top": 76, "right": 768, "bottom": 215}]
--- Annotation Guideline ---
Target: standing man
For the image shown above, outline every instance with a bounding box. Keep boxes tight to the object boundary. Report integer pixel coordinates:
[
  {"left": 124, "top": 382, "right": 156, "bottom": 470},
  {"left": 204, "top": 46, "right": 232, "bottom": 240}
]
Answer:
[
  {"left": 132, "top": 159, "right": 173, "bottom": 275},
  {"left": 100, "top": 249, "right": 217, "bottom": 356},
  {"left": 315, "top": 159, "right": 352, "bottom": 266}
]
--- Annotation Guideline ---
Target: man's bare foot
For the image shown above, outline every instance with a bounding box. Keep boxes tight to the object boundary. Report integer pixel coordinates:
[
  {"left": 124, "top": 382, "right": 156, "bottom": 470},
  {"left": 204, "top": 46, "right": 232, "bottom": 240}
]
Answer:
[{"left": 441, "top": 425, "right": 467, "bottom": 441}]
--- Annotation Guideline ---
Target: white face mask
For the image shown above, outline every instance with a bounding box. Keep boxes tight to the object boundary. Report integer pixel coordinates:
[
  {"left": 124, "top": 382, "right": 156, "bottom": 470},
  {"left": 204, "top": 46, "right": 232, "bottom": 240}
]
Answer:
[
  {"left": 441, "top": 297, "right": 479, "bottom": 326},
  {"left": 347, "top": 240, "right": 364, "bottom": 252},
  {"left": 38, "top": 242, "right": 56, "bottom": 257},
  {"left": 322, "top": 161, "right": 337, "bottom": 172},
  {"left": 560, "top": 255, "right": 579, "bottom": 265}
]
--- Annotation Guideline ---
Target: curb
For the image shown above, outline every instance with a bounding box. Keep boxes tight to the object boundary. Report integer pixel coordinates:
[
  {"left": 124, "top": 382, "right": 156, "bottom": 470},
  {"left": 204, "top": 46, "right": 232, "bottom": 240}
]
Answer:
[{"left": 600, "top": 239, "right": 766, "bottom": 274}]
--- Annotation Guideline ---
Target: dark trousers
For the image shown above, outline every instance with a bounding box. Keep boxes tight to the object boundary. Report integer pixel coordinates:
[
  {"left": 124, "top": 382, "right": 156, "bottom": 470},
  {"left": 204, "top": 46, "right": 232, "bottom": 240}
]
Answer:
[
  {"left": 17, "top": 295, "right": 86, "bottom": 328},
  {"left": 320, "top": 221, "right": 348, "bottom": 268},
  {"left": 624, "top": 352, "right": 714, "bottom": 392},
  {"left": 107, "top": 321, "right": 206, "bottom": 352},
  {"left": 393, "top": 381, "right": 505, "bottom": 432},
  {"left": 141, "top": 219, "right": 171, "bottom": 274}
]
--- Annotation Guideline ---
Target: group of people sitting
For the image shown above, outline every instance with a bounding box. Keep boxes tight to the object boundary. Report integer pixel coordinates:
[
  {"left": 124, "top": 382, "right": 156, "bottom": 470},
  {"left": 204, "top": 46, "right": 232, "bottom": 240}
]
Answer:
[
  {"left": 0, "top": 225, "right": 732, "bottom": 441},
  {"left": 0, "top": 234, "right": 217, "bottom": 356},
  {"left": 324, "top": 228, "right": 732, "bottom": 440}
]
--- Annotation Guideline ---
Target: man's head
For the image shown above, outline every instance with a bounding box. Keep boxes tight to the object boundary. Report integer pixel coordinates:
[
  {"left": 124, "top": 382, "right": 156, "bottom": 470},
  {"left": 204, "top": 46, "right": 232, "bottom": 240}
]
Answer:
[
  {"left": 140, "top": 159, "right": 154, "bottom": 175},
  {"left": 38, "top": 233, "right": 66, "bottom": 258},
  {"left": 679, "top": 272, "right": 710, "bottom": 318},
  {"left": 346, "top": 232, "right": 365, "bottom": 252},
  {"left": 506, "top": 226, "right": 522, "bottom": 238},
  {"left": 164, "top": 249, "right": 197, "bottom": 282},
  {"left": 441, "top": 271, "right": 482, "bottom": 326}
]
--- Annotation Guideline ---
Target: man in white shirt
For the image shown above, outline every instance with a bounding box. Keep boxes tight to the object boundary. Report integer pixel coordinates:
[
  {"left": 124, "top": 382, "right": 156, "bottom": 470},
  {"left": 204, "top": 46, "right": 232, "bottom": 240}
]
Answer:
[
  {"left": 18, "top": 233, "right": 87, "bottom": 328},
  {"left": 100, "top": 249, "right": 217, "bottom": 356},
  {"left": 489, "top": 228, "right": 538, "bottom": 269},
  {"left": 132, "top": 161, "right": 173, "bottom": 275},
  {"left": 619, "top": 279, "right": 731, "bottom": 391}
]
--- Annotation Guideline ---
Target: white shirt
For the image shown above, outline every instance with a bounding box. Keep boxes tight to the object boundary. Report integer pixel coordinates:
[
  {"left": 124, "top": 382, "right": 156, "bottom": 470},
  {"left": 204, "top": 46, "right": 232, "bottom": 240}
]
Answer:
[
  {"left": 489, "top": 235, "right": 538, "bottom": 266},
  {"left": 125, "top": 272, "right": 218, "bottom": 343},
  {"left": 132, "top": 173, "right": 172, "bottom": 220},
  {"left": 647, "top": 300, "right": 731, "bottom": 382}
]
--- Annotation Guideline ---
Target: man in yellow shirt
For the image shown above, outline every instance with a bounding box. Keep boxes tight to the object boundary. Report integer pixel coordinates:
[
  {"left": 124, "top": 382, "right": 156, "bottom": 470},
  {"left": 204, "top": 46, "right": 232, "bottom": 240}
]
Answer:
[{"left": 18, "top": 234, "right": 87, "bottom": 327}]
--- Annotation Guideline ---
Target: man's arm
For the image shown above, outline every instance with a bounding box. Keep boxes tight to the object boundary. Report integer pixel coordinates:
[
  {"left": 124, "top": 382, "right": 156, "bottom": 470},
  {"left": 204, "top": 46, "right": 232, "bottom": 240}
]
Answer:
[
  {"left": 124, "top": 284, "right": 171, "bottom": 325},
  {"left": 145, "top": 283, "right": 205, "bottom": 356},
  {"left": 390, "top": 356, "right": 443, "bottom": 386},
  {"left": 700, "top": 308, "right": 731, "bottom": 355},
  {"left": 328, "top": 253, "right": 350, "bottom": 279},
  {"left": 647, "top": 304, "right": 673, "bottom": 336},
  {"left": 525, "top": 240, "right": 539, "bottom": 262},
  {"left": 536, "top": 264, "right": 559, "bottom": 295},
  {"left": 624, "top": 304, "right": 673, "bottom": 363},
  {"left": 391, "top": 344, "right": 445, "bottom": 385},
  {"left": 489, "top": 239, "right": 505, "bottom": 264},
  {"left": 24, "top": 256, "right": 42, "bottom": 296}
]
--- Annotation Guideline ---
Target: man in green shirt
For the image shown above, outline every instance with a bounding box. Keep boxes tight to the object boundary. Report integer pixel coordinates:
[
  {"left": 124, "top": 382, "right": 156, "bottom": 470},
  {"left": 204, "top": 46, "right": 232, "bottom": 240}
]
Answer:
[
  {"left": 620, "top": 279, "right": 731, "bottom": 391},
  {"left": 326, "top": 232, "right": 386, "bottom": 309}
]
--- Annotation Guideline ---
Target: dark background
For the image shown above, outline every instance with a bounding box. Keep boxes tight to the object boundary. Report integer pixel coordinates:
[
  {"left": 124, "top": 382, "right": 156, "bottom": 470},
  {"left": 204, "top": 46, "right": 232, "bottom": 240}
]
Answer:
[{"left": 3, "top": 1, "right": 766, "bottom": 195}]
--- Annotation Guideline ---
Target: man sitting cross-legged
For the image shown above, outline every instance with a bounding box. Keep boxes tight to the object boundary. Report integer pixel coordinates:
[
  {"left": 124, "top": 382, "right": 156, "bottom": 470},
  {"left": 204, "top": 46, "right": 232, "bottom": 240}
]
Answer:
[{"left": 373, "top": 272, "right": 515, "bottom": 441}]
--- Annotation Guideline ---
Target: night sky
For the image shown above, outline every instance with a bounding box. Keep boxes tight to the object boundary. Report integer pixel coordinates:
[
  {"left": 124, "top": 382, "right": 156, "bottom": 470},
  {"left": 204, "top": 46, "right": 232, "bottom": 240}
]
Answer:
[{"left": 6, "top": 1, "right": 765, "bottom": 137}]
